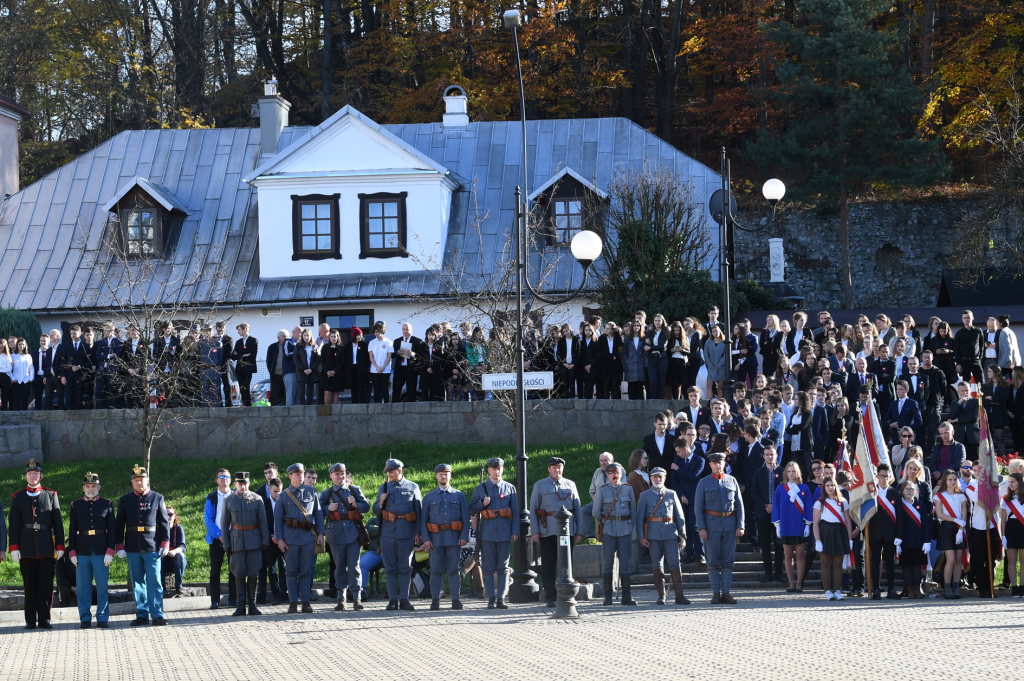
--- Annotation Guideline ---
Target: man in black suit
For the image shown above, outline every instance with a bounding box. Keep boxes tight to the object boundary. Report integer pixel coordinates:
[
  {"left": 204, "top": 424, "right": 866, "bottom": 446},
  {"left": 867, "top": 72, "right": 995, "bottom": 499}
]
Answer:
[
  {"left": 31, "top": 333, "right": 51, "bottom": 410},
  {"left": 60, "top": 324, "right": 92, "bottom": 409},
  {"left": 93, "top": 323, "right": 122, "bottom": 410},
  {"left": 117, "top": 326, "right": 149, "bottom": 408},
  {"left": 391, "top": 322, "right": 424, "bottom": 402},
  {"left": 41, "top": 329, "right": 64, "bottom": 410},
  {"left": 152, "top": 322, "right": 180, "bottom": 403},
  {"left": 871, "top": 344, "right": 898, "bottom": 417},
  {"left": 811, "top": 388, "right": 833, "bottom": 462},
  {"left": 846, "top": 357, "right": 878, "bottom": 407},
  {"left": 828, "top": 345, "right": 855, "bottom": 388},
  {"left": 258, "top": 476, "right": 287, "bottom": 605},
  {"left": 683, "top": 386, "right": 710, "bottom": 427},
  {"left": 900, "top": 356, "right": 929, "bottom": 409},
  {"left": 883, "top": 380, "right": 924, "bottom": 446},
  {"left": 919, "top": 351, "right": 948, "bottom": 451},
  {"left": 215, "top": 321, "right": 234, "bottom": 407},
  {"left": 232, "top": 323, "right": 258, "bottom": 406},
  {"left": 750, "top": 444, "right": 784, "bottom": 583},
  {"left": 642, "top": 413, "right": 677, "bottom": 472}
]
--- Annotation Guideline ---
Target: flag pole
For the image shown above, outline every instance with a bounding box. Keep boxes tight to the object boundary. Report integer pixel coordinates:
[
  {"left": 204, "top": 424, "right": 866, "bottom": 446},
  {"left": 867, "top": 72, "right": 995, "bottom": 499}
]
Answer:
[
  {"left": 863, "top": 500, "right": 872, "bottom": 595},
  {"left": 986, "top": 510, "right": 995, "bottom": 598}
]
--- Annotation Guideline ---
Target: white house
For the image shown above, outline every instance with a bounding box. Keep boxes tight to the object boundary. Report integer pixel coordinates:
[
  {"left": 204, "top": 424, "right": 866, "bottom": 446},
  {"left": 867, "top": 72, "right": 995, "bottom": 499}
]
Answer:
[{"left": 0, "top": 83, "right": 721, "bottom": 377}]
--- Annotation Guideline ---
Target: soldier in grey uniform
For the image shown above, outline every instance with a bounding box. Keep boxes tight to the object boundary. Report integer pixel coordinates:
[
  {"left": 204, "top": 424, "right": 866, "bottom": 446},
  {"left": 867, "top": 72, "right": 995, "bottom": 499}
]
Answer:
[
  {"left": 636, "top": 467, "right": 690, "bottom": 605},
  {"left": 468, "top": 457, "right": 519, "bottom": 609},
  {"left": 592, "top": 462, "right": 637, "bottom": 606},
  {"left": 694, "top": 452, "right": 745, "bottom": 604},
  {"left": 273, "top": 463, "right": 325, "bottom": 613},
  {"left": 529, "top": 456, "right": 583, "bottom": 607},
  {"left": 372, "top": 458, "right": 422, "bottom": 611},
  {"left": 320, "top": 462, "right": 370, "bottom": 611},
  {"left": 222, "top": 472, "right": 270, "bottom": 617},
  {"left": 421, "top": 463, "right": 470, "bottom": 611}
]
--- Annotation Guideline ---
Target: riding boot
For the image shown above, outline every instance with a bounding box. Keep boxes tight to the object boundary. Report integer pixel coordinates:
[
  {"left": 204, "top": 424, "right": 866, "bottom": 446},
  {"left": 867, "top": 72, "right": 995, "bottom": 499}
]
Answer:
[
  {"left": 620, "top": 574, "right": 637, "bottom": 606},
  {"left": 231, "top": 579, "right": 247, "bottom": 616},
  {"left": 603, "top": 574, "right": 614, "bottom": 606},
  {"left": 653, "top": 569, "right": 666, "bottom": 605},
  {"left": 248, "top": 577, "right": 262, "bottom": 616},
  {"left": 671, "top": 569, "right": 690, "bottom": 605}
]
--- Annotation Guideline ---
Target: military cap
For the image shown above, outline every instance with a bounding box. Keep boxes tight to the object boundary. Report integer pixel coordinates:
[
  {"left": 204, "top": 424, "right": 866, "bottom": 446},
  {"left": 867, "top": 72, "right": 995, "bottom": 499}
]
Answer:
[
  {"left": 649, "top": 467, "right": 667, "bottom": 477},
  {"left": 606, "top": 462, "right": 624, "bottom": 474},
  {"left": 83, "top": 471, "right": 100, "bottom": 484},
  {"left": 131, "top": 464, "right": 148, "bottom": 479},
  {"left": 384, "top": 458, "right": 404, "bottom": 471},
  {"left": 706, "top": 452, "right": 726, "bottom": 464},
  {"left": 546, "top": 457, "right": 566, "bottom": 467},
  {"left": 25, "top": 459, "right": 42, "bottom": 473},
  {"left": 434, "top": 463, "right": 452, "bottom": 473},
  {"left": 286, "top": 463, "right": 305, "bottom": 475},
  {"left": 234, "top": 471, "right": 250, "bottom": 483},
  {"left": 328, "top": 463, "right": 346, "bottom": 474},
  {"left": 486, "top": 457, "right": 505, "bottom": 469}
]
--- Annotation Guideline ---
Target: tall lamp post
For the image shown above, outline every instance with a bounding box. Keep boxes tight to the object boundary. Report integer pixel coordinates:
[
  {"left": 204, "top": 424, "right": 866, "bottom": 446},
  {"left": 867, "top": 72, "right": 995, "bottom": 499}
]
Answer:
[
  {"left": 502, "top": 8, "right": 603, "bottom": 603},
  {"left": 708, "top": 148, "right": 786, "bottom": 402}
]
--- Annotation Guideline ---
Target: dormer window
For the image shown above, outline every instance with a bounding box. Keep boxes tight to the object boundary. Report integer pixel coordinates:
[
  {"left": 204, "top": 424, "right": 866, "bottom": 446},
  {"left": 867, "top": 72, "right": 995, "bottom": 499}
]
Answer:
[
  {"left": 291, "top": 193, "right": 341, "bottom": 261},
  {"left": 103, "top": 176, "right": 188, "bottom": 259},
  {"left": 552, "top": 198, "right": 582, "bottom": 243},
  {"left": 125, "top": 206, "right": 158, "bottom": 255},
  {"left": 528, "top": 167, "right": 608, "bottom": 248},
  {"left": 359, "top": 191, "right": 408, "bottom": 259}
]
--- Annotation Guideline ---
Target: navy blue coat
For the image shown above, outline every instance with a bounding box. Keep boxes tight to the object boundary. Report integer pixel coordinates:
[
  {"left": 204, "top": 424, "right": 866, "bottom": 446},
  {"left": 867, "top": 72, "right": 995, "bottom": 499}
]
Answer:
[
  {"left": 883, "top": 397, "right": 924, "bottom": 443},
  {"left": 895, "top": 496, "right": 932, "bottom": 549},
  {"left": 670, "top": 453, "right": 706, "bottom": 504},
  {"left": 67, "top": 496, "right": 116, "bottom": 558}
]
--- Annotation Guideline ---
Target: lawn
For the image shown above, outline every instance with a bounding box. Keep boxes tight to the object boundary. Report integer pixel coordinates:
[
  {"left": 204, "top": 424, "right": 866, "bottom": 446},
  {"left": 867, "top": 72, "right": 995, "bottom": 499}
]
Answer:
[{"left": 1, "top": 440, "right": 638, "bottom": 586}]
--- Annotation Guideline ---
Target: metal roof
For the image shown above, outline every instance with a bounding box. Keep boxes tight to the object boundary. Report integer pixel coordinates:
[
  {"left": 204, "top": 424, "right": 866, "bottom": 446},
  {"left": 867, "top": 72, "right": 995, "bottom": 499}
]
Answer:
[{"left": 0, "top": 111, "right": 720, "bottom": 311}]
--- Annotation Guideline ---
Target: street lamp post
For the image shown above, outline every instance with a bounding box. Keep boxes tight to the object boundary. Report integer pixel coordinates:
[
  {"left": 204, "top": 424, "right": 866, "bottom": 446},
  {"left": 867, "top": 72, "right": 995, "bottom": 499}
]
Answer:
[
  {"left": 502, "top": 8, "right": 603, "bottom": 603},
  {"left": 708, "top": 148, "right": 786, "bottom": 402}
]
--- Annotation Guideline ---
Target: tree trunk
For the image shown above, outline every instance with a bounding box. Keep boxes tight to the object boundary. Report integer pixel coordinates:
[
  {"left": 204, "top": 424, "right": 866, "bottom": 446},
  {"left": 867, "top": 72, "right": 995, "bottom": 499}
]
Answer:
[
  {"left": 621, "top": 0, "right": 634, "bottom": 120},
  {"left": 840, "top": 187, "right": 853, "bottom": 309},
  {"left": 922, "top": 1, "right": 935, "bottom": 77},
  {"left": 323, "top": 0, "right": 332, "bottom": 121}
]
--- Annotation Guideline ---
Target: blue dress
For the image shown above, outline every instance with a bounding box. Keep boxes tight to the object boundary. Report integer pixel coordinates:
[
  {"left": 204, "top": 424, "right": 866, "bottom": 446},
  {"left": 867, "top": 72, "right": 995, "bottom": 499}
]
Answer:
[{"left": 771, "top": 482, "right": 813, "bottom": 540}]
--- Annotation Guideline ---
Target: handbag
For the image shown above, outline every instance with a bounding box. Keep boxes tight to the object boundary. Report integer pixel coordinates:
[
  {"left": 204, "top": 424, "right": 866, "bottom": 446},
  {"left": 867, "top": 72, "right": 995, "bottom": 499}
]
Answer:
[
  {"left": 284, "top": 488, "right": 325, "bottom": 555},
  {"left": 336, "top": 489, "right": 371, "bottom": 550}
]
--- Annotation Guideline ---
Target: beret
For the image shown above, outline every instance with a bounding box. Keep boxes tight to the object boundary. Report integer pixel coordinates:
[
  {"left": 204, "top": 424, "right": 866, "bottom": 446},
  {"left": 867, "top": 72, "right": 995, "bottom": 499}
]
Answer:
[{"left": 546, "top": 457, "right": 565, "bottom": 467}]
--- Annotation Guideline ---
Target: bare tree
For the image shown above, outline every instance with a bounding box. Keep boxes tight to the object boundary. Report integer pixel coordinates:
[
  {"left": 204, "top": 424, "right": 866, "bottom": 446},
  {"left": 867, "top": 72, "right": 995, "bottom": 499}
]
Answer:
[
  {"left": 950, "top": 81, "right": 1024, "bottom": 285},
  {"left": 74, "top": 208, "right": 239, "bottom": 473}
]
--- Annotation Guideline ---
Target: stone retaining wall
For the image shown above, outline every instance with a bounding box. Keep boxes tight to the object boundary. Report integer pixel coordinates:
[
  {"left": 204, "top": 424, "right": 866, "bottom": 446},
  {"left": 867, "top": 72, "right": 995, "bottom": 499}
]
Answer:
[
  {"left": 0, "top": 400, "right": 687, "bottom": 464},
  {"left": 0, "top": 425, "right": 43, "bottom": 468}
]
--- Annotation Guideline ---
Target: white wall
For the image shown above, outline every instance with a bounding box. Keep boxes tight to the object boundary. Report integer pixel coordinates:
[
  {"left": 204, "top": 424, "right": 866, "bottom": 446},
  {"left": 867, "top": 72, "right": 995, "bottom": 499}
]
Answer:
[{"left": 0, "top": 112, "right": 20, "bottom": 198}]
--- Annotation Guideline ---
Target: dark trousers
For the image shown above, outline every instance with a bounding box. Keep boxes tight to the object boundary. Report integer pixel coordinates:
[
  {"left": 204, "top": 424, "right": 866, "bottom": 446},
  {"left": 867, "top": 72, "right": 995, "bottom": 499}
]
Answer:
[
  {"left": 596, "top": 375, "right": 621, "bottom": 399},
  {"left": 869, "top": 540, "right": 897, "bottom": 592},
  {"left": 32, "top": 377, "right": 45, "bottom": 410},
  {"left": 258, "top": 543, "right": 287, "bottom": 601},
  {"left": 735, "top": 362, "right": 757, "bottom": 389},
  {"left": 371, "top": 373, "right": 390, "bottom": 403},
  {"left": 576, "top": 369, "right": 595, "bottom": 399},
  {"left": 93, "top": 373, "right": 114, "bottom": 409},
  {"left": 392, "top": 365, "right": 418, "bottom": 402},
  {"left": 20, "top": 557, "right": 55, "bottom": 626},
  {"left": 0, "top": 373, "right": 11, "bottom": 410},
  {"left": 755, "top": 516, "right": 783, "bottom": 577},
  {"left": 420, "top": 368, "right": 445, "bottom": 401},
  {"left": 742, "top": 489, "right": 758, "bottom": 547},
  {"left": 269, "top": 374, "right": 286, "bottom": 406},
  {"left": 538, "top": 535, "right": 559, "bottom": 601},
  {"left": 162, "top": 553, "right": 185, "bottom": 589},
  {"left": 557, "top": 367, "right": 575, "bottom": 398},
  {"left": 682, "top": 501, "right": 703, "bottom": 559},
  {"left": 627, "top": 381, "right": 646, "bottom": 400},
  {"left": 298, "top": 380, "right": 317, "bottom": 405},
  {"left": 960, "top": 362, "right": 984, "bottom": 384},
  {"left": 208, "top": 539, "right": 237, "bottom": 605},
  {"left": 350, "top": 372, "right": 368, "bottom": 403},
  {"left": 236, "top": 369, "right": 254, "bottom": 406},
  {"left": 221, "top": 369, "right": 233, "bottom": 407},
  {"left": 968, "top": 526, "right": 1000, "bottom": 596},
  {"left": 64, "top": 375, "right": 85, "bottom": 409},
  {"left": 923, "top": 404, "right": 942, "bottom": 452}
]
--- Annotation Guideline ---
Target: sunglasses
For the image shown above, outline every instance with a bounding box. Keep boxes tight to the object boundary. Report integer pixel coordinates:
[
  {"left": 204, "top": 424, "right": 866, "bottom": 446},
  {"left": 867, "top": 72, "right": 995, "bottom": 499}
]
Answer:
[{"left": 217, "top": 476, "right": 229, "bottom": 480}]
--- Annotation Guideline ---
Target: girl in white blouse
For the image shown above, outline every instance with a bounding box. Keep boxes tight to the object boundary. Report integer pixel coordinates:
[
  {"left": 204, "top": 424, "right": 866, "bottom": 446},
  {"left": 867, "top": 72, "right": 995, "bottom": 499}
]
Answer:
[
  {"left": 11, "top": 338, "right": 34, "bottom": 410},
  {"left": 0, "top": 339, "right": 13, "bottom": 411},
  {"left": 367, "top": 322, "right": 393, "bottom": 404}
]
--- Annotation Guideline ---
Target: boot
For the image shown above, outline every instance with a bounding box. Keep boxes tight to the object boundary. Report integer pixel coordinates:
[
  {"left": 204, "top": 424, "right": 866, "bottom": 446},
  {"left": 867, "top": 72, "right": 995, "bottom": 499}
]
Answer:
[
  {"left": 603, "top": 574, "right": 614, "bottom": 606},
  {"left": 247, "top": 578, "right": 263, "bottom": 616},
  {"left": 352, "top": 597, "right": 364, "bottom": 611},
  {"left": 335, "top": 597, "right": 347, "bottom": 611},
  {"left": 943, "top": 582, "right": 954, "bottom": 599},
  {"left": 399, "top": 599, "right": 415, "bottom": 611},
  {"left": 231, "top": 580, "right": 247, "bottom": 616},
  {"left": 653, "top": 569, "right": 666, "bottom": 605},
  {"left": 487, "top": 597, "right": 496, "bottom": 609},
  {"left": 620, "top": 574, "right": 637, "bottom": 606},
  {"left": 671, "top": 569, "right": 690, "bottom": 605},
  {"left": 430, "top": 598, "right": 440, "bottom": 611},
  {"left": 952, "top": 582, "right": 962, "bottom": 599},
  {"left": 287, "top": 602, "right": 298, "bottom": 614}
]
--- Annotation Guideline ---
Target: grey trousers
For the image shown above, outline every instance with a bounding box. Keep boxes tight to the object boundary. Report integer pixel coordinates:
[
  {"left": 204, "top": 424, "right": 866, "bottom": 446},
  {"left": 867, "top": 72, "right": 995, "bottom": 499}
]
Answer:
[
  {"left": 380, "top": 536, "right": 415, "bottom": 599},
  {"left": 601, "top": 534, "right": 632, "bottom": 575},
  {"left": 328, "top": 541, "right": 361, "bottom": 594},
  {"left": 479, "top": 540, "right": 512, "bottom": 598},
  {"left": 650, "top": 538, "right": 681, "bottom": 571},
  {"left": 228, "top": 549, "right": 262, "bottom": 578},
  {"left": 581, "top": 503, "right": 596, "bottom": 538},
  {"left": 705, "top": 529, "right": 737, "bottom": 593},
  {"left": 429, "top": 545, "right": 462, "bottom": 599},
  {"left": 284, "top": 543, "right": 315, "bottom": 603}
]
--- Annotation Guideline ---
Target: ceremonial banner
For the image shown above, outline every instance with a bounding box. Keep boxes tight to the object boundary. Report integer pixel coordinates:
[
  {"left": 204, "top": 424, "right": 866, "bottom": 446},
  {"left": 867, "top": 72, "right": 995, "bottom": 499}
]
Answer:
[
  {"left": 976, "top": 400, "right": 1001, "bottom": 517},
  {"left": 849, "top": 403, "right": 886, "bottom": 530}
]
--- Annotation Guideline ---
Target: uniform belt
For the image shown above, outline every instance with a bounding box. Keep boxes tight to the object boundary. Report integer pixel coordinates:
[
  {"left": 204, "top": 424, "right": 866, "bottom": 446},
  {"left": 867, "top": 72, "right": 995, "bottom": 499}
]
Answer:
[
  {"left": 480, "top": 508, "right": 514, "bottom": 520},
  {"left": 130, "top": 526, "right": 157, "bottom": 532},
  {"left": 426, "top": 521, "right": 464, "bottom": 533},
  {"left": 24, "top": 523, "right": 50, "bottom": 530},
  {"left": 605, "top": 515, "right": 631, "bottom": 521},
  {"left": 704, "top": 510, "right": 735, "bottom": 517},
  {"left": 79, "top": 530, "right": 103, "bottom": 536},
  {"left": 648, "top": 516, "right": 672, "bottom": 523},
  {"left": 231, "top": 524, "right": 259, "bottom": 531},
  {"left": 381, "top": 510, "right": 417, "bottom": 523},
  {"left": 284, "top": 518, "right": 314, "bottom": 531}
]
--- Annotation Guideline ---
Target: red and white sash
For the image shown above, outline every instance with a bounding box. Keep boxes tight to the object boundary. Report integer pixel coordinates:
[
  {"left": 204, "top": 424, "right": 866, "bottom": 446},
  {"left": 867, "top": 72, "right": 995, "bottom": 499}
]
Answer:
[
  {"left": 938, "top": 492, "right": 963, "bottom": 524},
  {"left": 877, "top": 493, "right": 896, "bottom": 523},
  {"left": 787, "top": 483, "right": 805, "bottom": 515},
  {"left": 1007, "top": 498, "right": 1024, "bottom": 526},
  {"left": 822, "top": 498, "right": 846, "bottom": 524},
  {"left": 901, "top": 499, "right": 922, "bottom": 528}
]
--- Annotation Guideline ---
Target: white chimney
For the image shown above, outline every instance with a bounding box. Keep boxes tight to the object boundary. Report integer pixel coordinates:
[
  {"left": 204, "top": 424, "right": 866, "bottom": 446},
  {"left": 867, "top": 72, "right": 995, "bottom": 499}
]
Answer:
[
  {"left": 0, "top": 95, "right": 28, "bottom": 198},
  {"left": 443, "top": 85, "right": 469, "bottom": 128},
  {"left": 258, "top": 79, "right": 291, "bottom": 157}
]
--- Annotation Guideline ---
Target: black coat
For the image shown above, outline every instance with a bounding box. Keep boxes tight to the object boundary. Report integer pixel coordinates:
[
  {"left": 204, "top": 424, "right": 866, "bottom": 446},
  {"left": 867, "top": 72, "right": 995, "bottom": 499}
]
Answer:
[
  {"left": 294, "top": 344, "right": 321, "bottom": 384},
  {"left": 577, "top": 337, "right": 599, "bottom": 373},
  {"left": 900, "top": 371, "right": 930, "bottom": 407},
  {"left": 596, "top": 335, "right": 623, "bottom": 380},
  {"left": 232, "top": 336, "right": 259, "bottom": 373},
  {"left": 867, "top": 487, "right": 899, "bottom": 543},
  {"left": 67, "top": 496, "right": 117, "bottom": 557},
  {"left": 750, "top": 463, "right": 783, "bottom": 520},
  {"left": 60, "top": 339, "right": 92, "bottom": 381},
  {"left": 555, "top": 337, "right": 582, "bottom": 369},
  {"left": 947, "top": 398, "right": 980, "bottom": 445},
  {"left": 845, "top": 371, "right": 878, "bottom": 406},
  {"left": 7, "top": 486, "right": 65, "bottom": 558},
  {"left": 643, "top": 432, "right": 677, "bottom": 473}
]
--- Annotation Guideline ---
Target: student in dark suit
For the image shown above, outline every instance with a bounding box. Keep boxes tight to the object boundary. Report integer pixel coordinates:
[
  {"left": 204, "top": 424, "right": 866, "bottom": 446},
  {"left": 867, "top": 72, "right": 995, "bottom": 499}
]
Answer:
[
  {"left": 419, "top": 325, "right": 447, "bottom": 402},
  {"left": 117, "top": 326, "right": 149, "bottom": 408},
  {"left": 595, "top": 322, "right": 622, "bottom": 399},
  {"left": 883, "top": 380, "right": 924, "bottom": 447},
  {"left": 682, "top": 386, "right": 710, "bottom": 427},
  {"left": 669, "top": 438, "right": 707, "bottom": 564},
  {"left": 555, "top": 323, "right": 581, "bottom": 399},
  {"left": 392, "top": 323, "right": 425, "bottom": 402},
  {"left": 41, "top": 330, "right": 64, "bottom": 410},
  {"left": 867, "top": 464, "right": 900, "bottom": 599},
  {"left": 811, "top": 389, "right": 834, "bottom": 462},
  {"left": 784, "top": 391, "right": 815, "bottom": 481},
  {"left": 900, "top": 356, "right": 929, "bottom": 409},
  {"left": 294, "top": 329, "right": 321, "bottom": 405},
  {"left": 751, "top": 444, "right": 784, "bottom": 582},
  {"left": 643, "top": 413, "right": 677, "bottom": 472},
  {"left": 60, "top": 324, "right": 92, "bottom": 410},
  {"left": 871, "top": 344, "right": 898, "bottom": 417},
  {"left": 258, "top": 477, "right": 287, "bottom": 605},
  {"left": 759, "top": 314, "right": 784, "bottom": 379},
  {"left": 946, "top": 381, "right": 980, "bottom": 461},
  {"left": 341, "top": 327, "right": 370, "bottom": 403},
  {"left": 31, "top": 334, "right": 52, "bottom": 411},
  {"left": 215, "top": 322, "right": 234, "bottom": 407},
  {"left": 92, "top": 323, "right": 122, "bottom": 410},
  {"left": 733, "top": 319, "right": 759, "bottom": 390},
  {"left": 232, "top": 323, "right": 258, "bottom": 406},
  {"left": 1007, "top": 367, "right": 1024, "bottom": 460},
  {"left": 576, "top": 324, "right": 599, "bottom": 399}
]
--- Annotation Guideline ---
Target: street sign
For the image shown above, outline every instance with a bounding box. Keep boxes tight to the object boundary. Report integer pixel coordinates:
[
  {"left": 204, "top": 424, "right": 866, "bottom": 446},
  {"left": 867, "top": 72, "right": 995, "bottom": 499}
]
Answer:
[{"left": 482, "top": 371, "right": 554, "bottom": 391}]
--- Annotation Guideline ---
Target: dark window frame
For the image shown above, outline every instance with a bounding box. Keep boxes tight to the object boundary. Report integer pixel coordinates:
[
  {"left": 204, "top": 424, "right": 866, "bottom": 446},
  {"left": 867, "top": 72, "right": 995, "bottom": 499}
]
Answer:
[
  {"left": 550, "top": 197, "right": 583, "bottom": 244},
  {"left": 318, "top": 309, "right": 376, "bottom": 344},
  {"left": 535, "top": 175, "right": 602, "bottom": 248},
  {"left": 358, "top": 191, "right": 408, "bottom": 259},
  {"left": 291, "top": 193, "right": 342, "bottom": 261}
]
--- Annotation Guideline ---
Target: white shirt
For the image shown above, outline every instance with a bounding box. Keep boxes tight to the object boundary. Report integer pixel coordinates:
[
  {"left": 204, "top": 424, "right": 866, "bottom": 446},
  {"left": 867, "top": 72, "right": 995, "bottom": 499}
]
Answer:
[
  {"left": 654, "top": 433, "right": 665, "bottom": 454},
  {"left": 898, "top": 397, "right": 906, "bottom": 414},
  {"left": 12, "top": 354, "right": 33, "bottom": 383},
  {"left": 396, "top": 336, "right": 413, "bottom": 366},
  {"left": 963, "top": 481, "right": 993, "bottom": 530},
  {"left": 564, "top": 340, "right": 573, "bottom": 365},
  {"left": 351, "top": 343, "right": 359, "bottom": 363},
  {"left": 215, "top": 489, "right": 231, "bottom": 532},
  {"left": 986, "top": 331, "right": 998, "bottom": 358},
  {"left": 368, "top": 337, "right": 393, "bottom": 373},
  {"left": 37, "top": 349, "right": 46, "bottom": 376},
  {"left": 607, "top": 337, "right": 614, "bottom": 353},
  {"left": 0, "top": 355, "right": 12, "bottom": 375}
]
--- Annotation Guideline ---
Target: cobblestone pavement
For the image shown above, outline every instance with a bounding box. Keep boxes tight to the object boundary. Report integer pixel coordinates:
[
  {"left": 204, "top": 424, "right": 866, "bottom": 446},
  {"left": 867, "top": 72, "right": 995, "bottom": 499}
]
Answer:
[{"left": 1, "top": 590, "right": 1020, "bottom": 681}]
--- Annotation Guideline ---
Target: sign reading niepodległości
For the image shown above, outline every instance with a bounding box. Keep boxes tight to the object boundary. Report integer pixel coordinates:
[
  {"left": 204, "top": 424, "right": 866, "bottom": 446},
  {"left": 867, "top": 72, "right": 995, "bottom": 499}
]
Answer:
[{"left": 482, "top": 372, "right": 555, "bottom": 391}]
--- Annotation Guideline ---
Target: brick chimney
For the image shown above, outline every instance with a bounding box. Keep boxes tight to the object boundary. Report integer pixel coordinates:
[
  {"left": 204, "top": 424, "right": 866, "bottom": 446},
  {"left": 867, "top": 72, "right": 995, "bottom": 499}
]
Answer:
[
  {"left": 0, "top": 95, "right": 29, "bottom": 198},
  {"left": 258, "top": 79, "right": 291, "bottom": 158},
  {"left": 442, "top": 85, "right": 469, "bottom": 129}
]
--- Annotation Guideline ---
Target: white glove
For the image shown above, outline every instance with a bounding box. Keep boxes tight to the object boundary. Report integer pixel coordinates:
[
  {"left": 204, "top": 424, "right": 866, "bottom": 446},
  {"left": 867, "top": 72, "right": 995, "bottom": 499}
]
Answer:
[
  {"left": 849, "top": 540, "right": 854, "bottom": 551},
  {"left": 896, "top": 545, "right": 902, "bottom": 558},
  {"left": 955, "top": 518, "right": 966, "bottom": 528},
  {"left": 55, "top": 550, "right": 64, "bottom": 560},
  {"left": 815, "top": 541, "right": 823, "bottom": 552},
  {"left": 158, "top": 547, "right": 168, "bottom": 557},
  {"left": 773, "top": 520, "right": 781, "bottom": 534},
  {"left": 116, "top": 550, "right": 126, "bottom": 559},
  {"left": 894, "top": 538, "right": 903, "bottom": 547},
  {"left": 10, "top": 550, "right": 20, "bottom": 564},
  {"left": 70, "top": 555, "right": 78, "bottom": 566},
  {"left": 955, "top": 529, "right": 965, "bottom": 545},
  {"left": 803, "top": 525, "right": 810, "bottom": 538},
  {"left": 103, "top": 554, "right": 113, "bottom": 567},
  {"left": 1003, "top": 536, "right": 1008, "bottom": 550},
  {"left": 922, "top": 542, "right": 931, "bottom": 554}
]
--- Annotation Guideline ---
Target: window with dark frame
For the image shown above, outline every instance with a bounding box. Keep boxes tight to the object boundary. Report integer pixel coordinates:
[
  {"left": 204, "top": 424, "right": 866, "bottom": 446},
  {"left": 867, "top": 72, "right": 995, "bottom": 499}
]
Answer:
[
  {"left": 291, "top": 193, "right": 341, "bottom": 261},
  {"left": 124, "top": 208, "right": 157, "bottom": 255},
  {"left": 552, "top": 198, "right": 582, "bottom": 243},
  {"left": 359, "top": 191, "right": 408, "bottom": 259}
]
